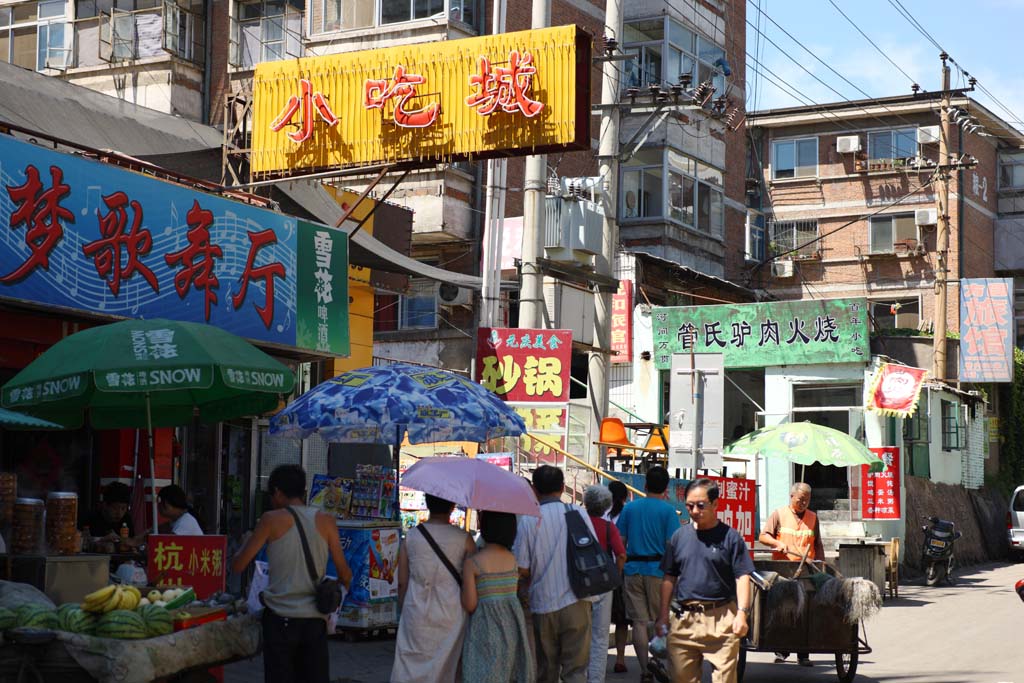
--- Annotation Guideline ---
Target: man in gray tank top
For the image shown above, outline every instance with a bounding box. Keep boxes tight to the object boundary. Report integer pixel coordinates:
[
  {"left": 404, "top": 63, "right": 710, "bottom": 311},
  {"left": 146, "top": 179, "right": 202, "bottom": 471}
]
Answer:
[{"left": 232, "top": 465, "right": 352, "bottom": 683}]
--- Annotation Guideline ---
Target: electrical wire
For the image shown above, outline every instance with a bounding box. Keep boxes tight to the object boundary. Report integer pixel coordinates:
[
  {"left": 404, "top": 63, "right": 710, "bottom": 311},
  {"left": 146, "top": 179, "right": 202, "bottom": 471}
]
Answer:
[{"left": 826, "top": 0, "right": 924, "bottom": 91}]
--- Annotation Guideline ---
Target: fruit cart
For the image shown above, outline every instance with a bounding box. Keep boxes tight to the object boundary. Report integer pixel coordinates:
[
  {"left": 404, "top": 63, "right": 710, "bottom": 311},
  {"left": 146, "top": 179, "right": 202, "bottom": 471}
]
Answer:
[{"left": 737, "top": 561, "right": 873, "bottom": 683}]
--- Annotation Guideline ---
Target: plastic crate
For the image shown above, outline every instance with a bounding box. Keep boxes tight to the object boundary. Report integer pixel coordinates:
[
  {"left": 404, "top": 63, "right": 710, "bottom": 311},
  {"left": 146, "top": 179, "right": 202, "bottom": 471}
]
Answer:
[{"left": 173, "top": 607, "right": 226, "bottom": 682}]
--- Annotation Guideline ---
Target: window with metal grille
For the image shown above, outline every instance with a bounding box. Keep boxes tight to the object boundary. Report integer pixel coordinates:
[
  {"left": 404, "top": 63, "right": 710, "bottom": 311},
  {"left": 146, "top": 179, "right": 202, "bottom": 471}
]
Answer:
[
  {"left": 941, "top": 399, "right": 963, "bottom": 451},
  {"left": 769, "top": 219, "right": 819, "bottom": 258}
]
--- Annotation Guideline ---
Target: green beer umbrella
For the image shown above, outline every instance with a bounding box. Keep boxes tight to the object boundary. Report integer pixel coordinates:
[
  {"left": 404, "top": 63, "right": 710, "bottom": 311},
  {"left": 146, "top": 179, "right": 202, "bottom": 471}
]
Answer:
[
  {"left": 724, "top": 421, "right": 883, "bottom": 476},
  {"left": 1, "top": 318, "right": 295, "bottom": 530}
]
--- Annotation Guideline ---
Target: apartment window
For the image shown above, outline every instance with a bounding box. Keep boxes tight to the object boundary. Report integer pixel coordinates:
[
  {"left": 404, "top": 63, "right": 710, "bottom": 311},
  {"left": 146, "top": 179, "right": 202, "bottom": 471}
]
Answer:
[
  {"left": 621, "top": 149, "right": 664, "bottom": 220},
  {"left": 870, "top": 213, "right": 918, "bottom": 253},
  {"left": 746, "top": 212, "right": 766, "bottom": 262},
  {"left": 447, "top": 0, "right": 472, "bottom": 25},
  {"left": 1000, "top": 152, "right": 1024, "bottom": 190},
  {"left": 623, "top": 16, "right": 726, "bottom": 95},
  {"left": 620, "top": 148, "right": 724, "bottom": 237},
  {"left": 772, "top": 137, "right": 817, "bottom": 179},
  {"left": 941, "top": 399, "right": 963, "bottom": 451},
  {"left": 0, "top": 1, "right": 72, "bottom": 70},
  {"left": 867, "top": 127, "right": 917, "bottom": 164},
  {"left": 310, "top": 0, "right": 372, "bottom": 33},
  {"left": 769, "top": 219, "right": 818, "bottom": 257},
  {"left": 869, "top": 298, "right": 920, "bottom": 330},
  {"left": 399, "top": 280, "right": 438, "bottom": 329},
  {"left": 231, "top": 0, "right": 302, "bottom": 69},
  {"left": 381, "top": 0, "right": 443, "bottom": 25}
]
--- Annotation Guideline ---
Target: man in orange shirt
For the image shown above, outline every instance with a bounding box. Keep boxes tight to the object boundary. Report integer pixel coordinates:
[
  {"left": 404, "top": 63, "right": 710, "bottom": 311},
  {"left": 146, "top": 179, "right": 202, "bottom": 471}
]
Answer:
[{"left": 758, "top": 482, "right": 825, "bottom": 667}]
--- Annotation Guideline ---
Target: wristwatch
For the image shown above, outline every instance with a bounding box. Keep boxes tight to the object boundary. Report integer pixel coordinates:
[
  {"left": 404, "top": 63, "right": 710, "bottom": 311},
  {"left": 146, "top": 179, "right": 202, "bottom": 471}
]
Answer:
[{"left": 738, "top": 606, "right": 751, "bottom": 614}]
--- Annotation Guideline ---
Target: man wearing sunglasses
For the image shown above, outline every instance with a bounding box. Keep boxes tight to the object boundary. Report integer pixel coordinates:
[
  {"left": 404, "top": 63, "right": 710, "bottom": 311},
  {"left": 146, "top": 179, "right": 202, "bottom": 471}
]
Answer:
[{"left": 655, "top": 478, "right": 753, "bottom": 683}]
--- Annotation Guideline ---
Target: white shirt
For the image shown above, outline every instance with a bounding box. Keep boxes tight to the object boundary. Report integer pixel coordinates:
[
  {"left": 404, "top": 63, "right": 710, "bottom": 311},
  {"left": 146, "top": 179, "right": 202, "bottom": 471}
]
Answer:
[
  {"left": 171, "top": 512, "right": 203, "bottom": 536},
  {"left": 514, "top": 499, "right": 596, "bottom": 615}
]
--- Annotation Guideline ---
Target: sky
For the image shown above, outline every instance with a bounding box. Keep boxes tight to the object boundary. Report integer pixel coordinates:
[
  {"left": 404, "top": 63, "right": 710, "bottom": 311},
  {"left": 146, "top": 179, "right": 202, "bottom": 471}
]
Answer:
[{"left": 745, "top": 0, "right": 1024, "bottom": 131}]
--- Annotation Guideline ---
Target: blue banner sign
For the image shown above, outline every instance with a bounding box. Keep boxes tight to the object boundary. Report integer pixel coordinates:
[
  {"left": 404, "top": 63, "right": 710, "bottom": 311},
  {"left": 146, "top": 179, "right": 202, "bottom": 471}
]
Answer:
[{"left": 0, "top": 134, "right": 348, "bottom": 354}]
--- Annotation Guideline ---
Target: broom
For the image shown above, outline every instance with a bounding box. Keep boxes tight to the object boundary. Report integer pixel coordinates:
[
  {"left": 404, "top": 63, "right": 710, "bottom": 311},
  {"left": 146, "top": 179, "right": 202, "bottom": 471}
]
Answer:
[
  {"left": 764, "top": 545, "right": 809, "bottom": 628},
  {"left": 809, "top": 560, "right": 882, "bottom": 624}
]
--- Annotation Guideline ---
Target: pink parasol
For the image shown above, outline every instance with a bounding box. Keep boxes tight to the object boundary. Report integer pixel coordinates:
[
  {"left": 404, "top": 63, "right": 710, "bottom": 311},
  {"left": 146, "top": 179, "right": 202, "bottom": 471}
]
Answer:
[{"left": 401, "top": 457, "right": 540, "bottom": 517}]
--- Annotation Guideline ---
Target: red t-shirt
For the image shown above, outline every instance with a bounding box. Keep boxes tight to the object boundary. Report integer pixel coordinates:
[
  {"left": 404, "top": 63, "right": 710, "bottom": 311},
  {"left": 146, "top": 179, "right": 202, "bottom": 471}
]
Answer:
[{"left": 590, "top": 516, "right": 626, "bottom": 557}]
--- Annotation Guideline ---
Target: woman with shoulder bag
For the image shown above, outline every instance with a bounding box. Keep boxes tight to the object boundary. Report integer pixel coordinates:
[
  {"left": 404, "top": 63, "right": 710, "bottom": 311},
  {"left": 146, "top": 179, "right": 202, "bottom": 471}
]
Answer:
[{"left": 392, "top": 495, "right": 476, "bottom": 683}]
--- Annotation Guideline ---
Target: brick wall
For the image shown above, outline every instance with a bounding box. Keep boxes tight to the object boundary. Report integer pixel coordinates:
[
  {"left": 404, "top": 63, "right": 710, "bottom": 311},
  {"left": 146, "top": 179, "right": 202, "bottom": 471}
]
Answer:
[{"left": 752, "top": 104, "right": 1000, "bottom": 335}]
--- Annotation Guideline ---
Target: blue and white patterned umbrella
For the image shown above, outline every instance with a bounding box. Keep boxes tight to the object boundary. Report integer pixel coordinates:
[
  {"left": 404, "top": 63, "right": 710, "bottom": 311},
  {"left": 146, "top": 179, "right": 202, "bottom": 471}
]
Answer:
[{"left": 269, "top": 363, "right": 527, "bottom": 444}]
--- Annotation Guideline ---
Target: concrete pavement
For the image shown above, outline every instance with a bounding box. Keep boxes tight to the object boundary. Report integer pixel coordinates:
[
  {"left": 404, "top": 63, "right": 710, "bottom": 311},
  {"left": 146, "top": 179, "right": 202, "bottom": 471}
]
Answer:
[{"left": 224, "top": 562, "right": 1024, "bottom": 682}]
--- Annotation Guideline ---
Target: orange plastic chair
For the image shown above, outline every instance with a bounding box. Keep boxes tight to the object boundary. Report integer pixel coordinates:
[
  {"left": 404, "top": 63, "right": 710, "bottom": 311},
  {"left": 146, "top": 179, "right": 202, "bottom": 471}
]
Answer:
[
  {"left": 644, "top": 426, "right": 669, "bottom": 452},
  {"left": 598, "top": 417, "right": 634, "bottom": 449}
]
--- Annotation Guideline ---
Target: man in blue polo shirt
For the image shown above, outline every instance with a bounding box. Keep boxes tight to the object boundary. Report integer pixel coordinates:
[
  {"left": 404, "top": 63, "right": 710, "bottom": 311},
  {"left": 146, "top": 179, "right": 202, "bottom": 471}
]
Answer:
[{"left": 616, "top": 466, "right": 680, "bottom": 681}]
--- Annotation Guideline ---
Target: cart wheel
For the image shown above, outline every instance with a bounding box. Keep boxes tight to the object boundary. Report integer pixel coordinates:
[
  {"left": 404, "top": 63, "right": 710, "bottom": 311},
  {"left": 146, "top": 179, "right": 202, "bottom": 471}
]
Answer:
[
  {"left": 737, "top": 648, "right": 746, "bottom": 682},
  {"left": 835, "top": 649, "right": 858, "bottom": 683}
]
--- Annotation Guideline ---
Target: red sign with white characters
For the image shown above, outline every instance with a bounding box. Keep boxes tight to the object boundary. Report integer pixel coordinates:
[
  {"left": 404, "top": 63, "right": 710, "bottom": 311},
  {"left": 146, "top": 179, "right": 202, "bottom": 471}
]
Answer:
[
  {"left": 147, "top": 535, "right": 227, "bottom": 599},
  {"left": 860, "top": 447, "right": 901, "bottom": 520},
  {"left": 666, "top": 476, "right": 756, "bottom": 547},
  {"left": 611, "top": 279, "right": 633, "bottom": 363},
  {"left": 476, "top": 328, "right": 572, "bottom": 404}
]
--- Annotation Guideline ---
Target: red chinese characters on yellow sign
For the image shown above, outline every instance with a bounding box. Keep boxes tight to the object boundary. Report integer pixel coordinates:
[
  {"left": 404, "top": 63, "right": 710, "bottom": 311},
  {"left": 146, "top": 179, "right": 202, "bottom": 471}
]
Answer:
[
  {"left": 147, "top": 534, "right": 227, "bottom": 599},
  {"left": 364, "top": 65, "right": 440, "bottom": 129},
  {"left": 465, "top": 51, "right": 544, "bottom": 117},
  {"left": 270, "top": 78, "right": 340, "bottom": 144},
  {"left": 476, "top": 328, "right": 572, "bottom": 403}
]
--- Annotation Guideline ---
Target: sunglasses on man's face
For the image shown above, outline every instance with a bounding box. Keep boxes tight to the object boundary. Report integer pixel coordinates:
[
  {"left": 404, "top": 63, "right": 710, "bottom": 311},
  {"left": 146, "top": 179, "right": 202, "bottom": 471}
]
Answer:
[{"left": 685, "top": 501, "right": 711, "bottom": 511}]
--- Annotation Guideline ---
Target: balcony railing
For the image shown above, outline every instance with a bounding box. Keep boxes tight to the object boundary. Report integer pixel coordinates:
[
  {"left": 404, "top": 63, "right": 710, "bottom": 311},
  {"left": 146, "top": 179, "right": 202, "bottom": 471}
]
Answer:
[{"left": 70, "top": 1, "right": 204, "bottom": 70}]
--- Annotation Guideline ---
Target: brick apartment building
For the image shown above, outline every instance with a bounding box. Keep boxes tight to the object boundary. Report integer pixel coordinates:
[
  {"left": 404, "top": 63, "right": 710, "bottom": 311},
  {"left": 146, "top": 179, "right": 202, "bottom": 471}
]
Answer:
[{"left": 747, "top": 92, "right": 1024, "bottom": 349}]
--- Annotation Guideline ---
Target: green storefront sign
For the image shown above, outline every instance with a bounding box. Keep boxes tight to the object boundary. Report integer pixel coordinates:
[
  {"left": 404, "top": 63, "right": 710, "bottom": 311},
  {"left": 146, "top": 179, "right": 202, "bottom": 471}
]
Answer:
[
  {"left": 652, "top": 298, "right": 870, "bottom": 370},
  {"left": 296, "top": 220, "right": 350, "bottom": 355}
]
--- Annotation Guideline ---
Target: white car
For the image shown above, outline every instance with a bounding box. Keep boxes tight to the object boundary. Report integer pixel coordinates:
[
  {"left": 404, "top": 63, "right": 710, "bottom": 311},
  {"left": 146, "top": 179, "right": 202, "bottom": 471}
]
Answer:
[{"left": 1010, "top": 486, "right": 1024, "bottom": 560}]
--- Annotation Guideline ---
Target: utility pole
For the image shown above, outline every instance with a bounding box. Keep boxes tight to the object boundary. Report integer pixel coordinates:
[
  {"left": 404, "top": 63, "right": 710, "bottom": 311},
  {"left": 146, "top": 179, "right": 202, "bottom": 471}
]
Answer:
[
  {"left": 479, "top": 0, "right": 507, "bottom": 329},
  {"left": 517, "top": 0, "right": 551, "bottom": 329},
  {"left": 589, "top": 0, "right": 623, "bottom": 469},
  {"left": 932, "top": 52, "right": 952, "bottom": 380}
]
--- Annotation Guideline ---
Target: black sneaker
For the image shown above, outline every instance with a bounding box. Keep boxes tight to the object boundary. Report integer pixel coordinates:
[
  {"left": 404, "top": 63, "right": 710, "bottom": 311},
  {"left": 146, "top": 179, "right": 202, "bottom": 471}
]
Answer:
[{"left": 798, "top": 657, "right": 813, "bottom": 667}]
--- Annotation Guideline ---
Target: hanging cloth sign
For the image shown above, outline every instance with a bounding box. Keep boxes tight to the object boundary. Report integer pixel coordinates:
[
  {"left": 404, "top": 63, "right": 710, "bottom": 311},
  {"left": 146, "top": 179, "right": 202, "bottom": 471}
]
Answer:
[{"left": 866, "top": 363, "right": 928, "bottom": 417}]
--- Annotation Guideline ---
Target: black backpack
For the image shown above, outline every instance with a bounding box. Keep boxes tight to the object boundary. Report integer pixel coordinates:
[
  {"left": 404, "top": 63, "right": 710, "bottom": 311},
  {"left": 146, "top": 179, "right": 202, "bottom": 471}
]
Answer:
[{"left": 563, "top": 504, "right": 622, "bottom": 598}]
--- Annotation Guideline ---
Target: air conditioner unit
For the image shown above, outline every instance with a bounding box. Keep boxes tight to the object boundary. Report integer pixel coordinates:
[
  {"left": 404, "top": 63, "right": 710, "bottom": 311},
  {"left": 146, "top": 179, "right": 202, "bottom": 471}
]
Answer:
[
  {"left": 917, "top": 126, "right": 941, "bottom": 144},
  {"left": 836, "top": 135, "right": 861, "bottom": 154},
  {"left": 437, "top": 282, "right": 472, "bottom": 307},
  {"left": 915, "top": 208, "right": 938, "bottom": 226},
  {"left": 771, "top": 260, "right": 794, "bottom": 278}
]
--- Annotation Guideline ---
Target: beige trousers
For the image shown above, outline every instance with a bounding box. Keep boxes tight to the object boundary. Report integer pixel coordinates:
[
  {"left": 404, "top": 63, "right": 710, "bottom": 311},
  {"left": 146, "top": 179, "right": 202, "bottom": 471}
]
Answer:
[{"left": 666, "top": 602, "right": 740, "bottom": 683}]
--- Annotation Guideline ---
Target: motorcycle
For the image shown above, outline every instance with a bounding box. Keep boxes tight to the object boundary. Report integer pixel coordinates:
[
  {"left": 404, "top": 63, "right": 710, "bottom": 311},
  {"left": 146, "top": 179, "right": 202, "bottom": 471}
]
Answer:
[{"left": 921, "top": 516, "right": 962, "bottom": 586}]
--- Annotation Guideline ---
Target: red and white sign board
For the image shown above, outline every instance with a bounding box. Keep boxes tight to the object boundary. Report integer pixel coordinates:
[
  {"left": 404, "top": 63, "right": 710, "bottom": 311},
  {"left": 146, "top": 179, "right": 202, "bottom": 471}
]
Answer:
[
  {"left": 860, "top": 447, "right": 901, "bottom": 520},
  {"left": 148, "top": 534, "right": 227, "bottom": 599}
]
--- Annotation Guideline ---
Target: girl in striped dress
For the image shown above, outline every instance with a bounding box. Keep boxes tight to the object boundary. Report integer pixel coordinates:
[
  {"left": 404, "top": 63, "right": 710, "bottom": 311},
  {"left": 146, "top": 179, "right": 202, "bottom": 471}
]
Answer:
[{"left": 460, "top": 511, "right": 534, "bottom": 683}]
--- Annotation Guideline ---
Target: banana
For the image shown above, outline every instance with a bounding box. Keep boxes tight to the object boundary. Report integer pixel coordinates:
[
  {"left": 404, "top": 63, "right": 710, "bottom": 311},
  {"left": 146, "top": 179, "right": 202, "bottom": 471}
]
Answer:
[
  {"left": 124, "top": 591, "right": 138, "bottom": 610},
  {"left": 83, "top": 585, "right": 116, "bottom": 610},
  {"left": 101, "top": 587, "right": 123, "bottom": 613}
]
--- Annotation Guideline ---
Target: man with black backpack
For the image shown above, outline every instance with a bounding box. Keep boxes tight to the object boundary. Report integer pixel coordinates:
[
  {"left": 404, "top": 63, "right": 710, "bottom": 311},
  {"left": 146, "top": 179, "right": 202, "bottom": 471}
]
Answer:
[{"left": 515, "top": 465, "right": 600, "bottom": 683}]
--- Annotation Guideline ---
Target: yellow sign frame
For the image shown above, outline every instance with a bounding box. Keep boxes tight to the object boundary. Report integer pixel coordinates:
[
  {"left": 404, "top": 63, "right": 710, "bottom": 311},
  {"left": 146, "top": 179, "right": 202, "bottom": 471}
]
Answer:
[{"left": 251, "top": 25, "right": 591, "bottom": 176}]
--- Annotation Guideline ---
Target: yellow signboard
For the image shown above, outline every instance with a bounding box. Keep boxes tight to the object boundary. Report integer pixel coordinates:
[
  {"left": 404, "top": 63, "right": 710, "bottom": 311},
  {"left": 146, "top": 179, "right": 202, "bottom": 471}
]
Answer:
[{"left": 251, "top": 25, "right": 590, "bottom": 176}]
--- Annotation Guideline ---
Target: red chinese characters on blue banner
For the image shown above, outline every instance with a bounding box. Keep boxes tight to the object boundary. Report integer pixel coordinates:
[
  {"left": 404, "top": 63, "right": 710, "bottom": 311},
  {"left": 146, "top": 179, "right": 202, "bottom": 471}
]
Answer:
[
  {"left": 0, "top": 134, "right": 347, "bottom": 354},
  {"left": 959, "top": 278, "right": 1015, "bottom": 383},
  {"left": 147, "top": 534, "right": 227, "bottom": 599}
]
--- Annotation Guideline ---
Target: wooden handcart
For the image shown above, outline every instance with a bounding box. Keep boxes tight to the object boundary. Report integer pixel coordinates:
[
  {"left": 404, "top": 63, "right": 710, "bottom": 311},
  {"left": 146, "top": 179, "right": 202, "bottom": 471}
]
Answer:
[{"left": 738, "top": 560, "right": 872, "bottom": 683}]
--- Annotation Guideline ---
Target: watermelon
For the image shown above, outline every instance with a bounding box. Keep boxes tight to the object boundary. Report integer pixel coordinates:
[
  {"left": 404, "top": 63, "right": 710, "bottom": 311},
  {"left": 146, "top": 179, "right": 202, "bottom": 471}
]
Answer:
[
  {"left": 15, "top": 604, "right": 57, "bottom": 630},
  {"left": 0, "top": 607, "right": 16, "bottom": 630},
  {"left": 59, "top": 607, "right": 97, "bottom": 635},
  {"left": 94, "top": 610, "right": 147, "bottom": 639},
  {"left": 137, "top": 604, "right": 172, "bottom": 637}
]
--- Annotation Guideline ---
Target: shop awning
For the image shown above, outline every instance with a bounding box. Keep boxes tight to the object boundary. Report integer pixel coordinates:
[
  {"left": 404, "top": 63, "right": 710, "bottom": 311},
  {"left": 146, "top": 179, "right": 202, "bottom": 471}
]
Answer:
[{"left": 276, "top": 181, "right": 491, "bottom": 290}]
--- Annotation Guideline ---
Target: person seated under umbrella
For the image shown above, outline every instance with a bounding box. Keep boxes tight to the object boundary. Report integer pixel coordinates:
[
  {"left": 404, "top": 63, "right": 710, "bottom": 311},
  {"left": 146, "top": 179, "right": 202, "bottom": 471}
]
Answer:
[
  {"left": 81, "top": 482, "right": 136, "bottom": 551},
  {"left": 156, "top": 485, "right": 204, "bottom": 536}
]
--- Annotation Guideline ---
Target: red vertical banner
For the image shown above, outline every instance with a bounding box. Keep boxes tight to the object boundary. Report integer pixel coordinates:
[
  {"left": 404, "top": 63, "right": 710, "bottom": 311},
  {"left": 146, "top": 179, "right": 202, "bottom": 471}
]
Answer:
[
  {"left": 610, "top": 279, "right": 633, "bottom": 363},
  {"left": 861, "top": 447, "right": 901, "bottom": 520},
  {"left": 147, "top": 534, "right": 228, "bottom": 598}
]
